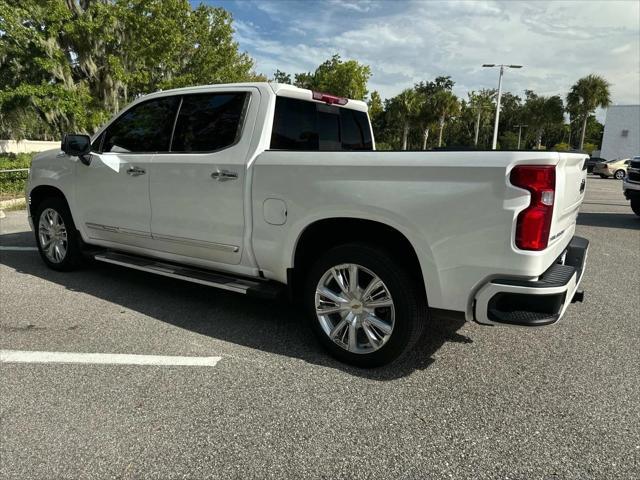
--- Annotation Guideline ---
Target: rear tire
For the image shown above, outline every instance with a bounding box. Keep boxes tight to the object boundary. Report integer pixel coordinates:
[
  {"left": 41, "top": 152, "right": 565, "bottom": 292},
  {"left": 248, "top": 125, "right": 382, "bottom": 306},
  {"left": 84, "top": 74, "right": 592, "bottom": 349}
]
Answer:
[
  {"left": 34, "top": 197, "right": 83, "bottom": 271},
  {"left": 304, "top": 243, "right": 427, "bottom": 367},
  {"left": 631, "top": 199, "right": 640, "bottom": 217},
  {"left": 614, "top": 169, "right": 626, "bottom": 180}
]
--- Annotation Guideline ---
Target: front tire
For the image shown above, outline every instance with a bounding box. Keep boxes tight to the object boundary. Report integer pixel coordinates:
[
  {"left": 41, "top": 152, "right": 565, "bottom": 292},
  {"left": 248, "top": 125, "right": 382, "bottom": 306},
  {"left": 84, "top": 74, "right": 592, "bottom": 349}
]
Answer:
[
  {"left": 614, "top": 169, "right": 626, "bottom": 180},
  {"left": 34, "top": 197, "right": 83, "bottom": 271},
  {"left": 304, "top": 243, "right": 426, "bottom": 367},
  {"left": 631, "top": 199, "right": 640, "bottom": 217}
]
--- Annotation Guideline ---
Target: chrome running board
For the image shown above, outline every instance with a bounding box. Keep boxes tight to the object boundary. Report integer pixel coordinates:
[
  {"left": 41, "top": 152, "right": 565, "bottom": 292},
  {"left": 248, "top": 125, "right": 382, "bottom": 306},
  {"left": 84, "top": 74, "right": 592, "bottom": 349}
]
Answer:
[{"left": 94, "top": 251, "right": 283, "bottom": 298}]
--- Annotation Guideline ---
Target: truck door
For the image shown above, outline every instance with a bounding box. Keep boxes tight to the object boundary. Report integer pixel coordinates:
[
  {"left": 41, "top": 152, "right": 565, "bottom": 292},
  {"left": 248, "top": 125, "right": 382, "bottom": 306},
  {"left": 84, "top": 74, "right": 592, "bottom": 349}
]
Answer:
[
  {"left": 75, "top": 96, "right": 179, "bottom": 248},
  {"left": 149, "top": 88, "right": 259, "bottom": 265}
]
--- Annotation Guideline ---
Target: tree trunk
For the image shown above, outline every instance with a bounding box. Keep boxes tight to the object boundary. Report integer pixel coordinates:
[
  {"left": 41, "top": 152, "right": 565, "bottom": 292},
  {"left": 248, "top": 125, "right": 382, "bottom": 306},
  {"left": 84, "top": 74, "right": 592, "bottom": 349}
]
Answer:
[
  {"left": 474, "top": 110, "right": 481, "bottom": 146},
  {"left": 579, "top": 115, "right": 588, "bottom": 150},
  {"left": 402, "top": 121, "right": 409, "bottom": 150},
  {"left": 422, "top": 128, "right": 429, "bottom": 150},
  {"left": 438, "top": 116, "right": 445, "bottom": 147},
  {"left": 536, "top": 130, "right": 543, "bottom": 149}
]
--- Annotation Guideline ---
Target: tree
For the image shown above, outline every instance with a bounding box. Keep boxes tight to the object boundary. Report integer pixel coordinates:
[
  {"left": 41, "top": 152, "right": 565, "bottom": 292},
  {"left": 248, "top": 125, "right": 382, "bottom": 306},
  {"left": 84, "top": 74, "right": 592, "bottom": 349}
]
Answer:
[
  {"left": 429, "top": 90, "right": 461, "bottom": 147},
  {"left": 292, "top": 54, "right": 371, "bottom": 100},
  {"left": 386, "top": 89, "right": 422, "bottom": 150},
  {"left": 412, "top": 76, "right": 456, "bottom": 149},
  {"left": 415, "top": 76, "right": 455, "bottom": 96},
  {"left": 468, "top": 89, "right": 495, "bottom": 147},
  {"left": 0, "top": 0, "right": 261, "bottom": 138},
  {"left": 499, "top": 131, "right": 520, "bottom": 150},
  {"left": 566, "top": 74, "right": 611, "bottom": 150},
  {"left": 272, "top": 69, "right": 292, "bottom": 84},
  {"left": 524, "top": 91, "right": 564, "bottom": 149},
  {"left": 367, "top": 91, "right": 384, "bottom": 121}
]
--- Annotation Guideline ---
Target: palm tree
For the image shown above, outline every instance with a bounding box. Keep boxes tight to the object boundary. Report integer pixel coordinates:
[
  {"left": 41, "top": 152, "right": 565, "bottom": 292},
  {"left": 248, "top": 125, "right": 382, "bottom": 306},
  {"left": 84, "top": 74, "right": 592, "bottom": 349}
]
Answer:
[
  {"left": 566, "top": 74, "right": 611, "bottom": 150},
  {"left": 386, "top": 89, "right": 422, "bottom": 150},
  {"left": 524, "top": 91, "right": 564, "bottom": 149},
  {"left": 429, "top": 90, "right": 461, "bottom": 147},
  {"left": 468, "top": 89, "right": 495, "bottom": 147}
]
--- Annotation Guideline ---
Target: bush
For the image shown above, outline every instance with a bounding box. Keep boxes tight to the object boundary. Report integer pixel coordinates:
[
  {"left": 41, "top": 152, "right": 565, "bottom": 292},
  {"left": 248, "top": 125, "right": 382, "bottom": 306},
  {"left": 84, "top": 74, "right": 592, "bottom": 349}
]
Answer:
[
  {"left": 553, "top": 142, "right": 571, "bottom": 151},
  {"left": 0, "top": 153, "right": 34, "bottom": 198}
]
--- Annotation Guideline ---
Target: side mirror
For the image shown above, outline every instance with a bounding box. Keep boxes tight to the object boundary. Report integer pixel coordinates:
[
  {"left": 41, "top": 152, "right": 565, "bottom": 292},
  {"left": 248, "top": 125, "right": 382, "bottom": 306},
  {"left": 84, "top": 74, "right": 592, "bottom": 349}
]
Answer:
[{"left": 62, "top": 134, "right": 92, "bottom": 165}]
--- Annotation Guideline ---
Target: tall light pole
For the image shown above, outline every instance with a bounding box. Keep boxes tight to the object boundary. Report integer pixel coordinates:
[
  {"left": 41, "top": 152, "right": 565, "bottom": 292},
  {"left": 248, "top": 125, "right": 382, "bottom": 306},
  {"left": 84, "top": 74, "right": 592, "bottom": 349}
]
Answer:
[
  {"left": 514, "top": 124, "right": 527, "bottom": 149},
  {"left": 483, "top": 64, "right": 522, "bottom": 149}
]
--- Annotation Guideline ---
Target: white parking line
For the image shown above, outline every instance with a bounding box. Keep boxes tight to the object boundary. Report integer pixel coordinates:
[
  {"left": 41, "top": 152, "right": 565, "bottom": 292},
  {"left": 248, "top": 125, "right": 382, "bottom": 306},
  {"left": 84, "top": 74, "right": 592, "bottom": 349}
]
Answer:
[
  {"left": 0, "top": 246, "right": 38, "bottom": 251},
  {"left": 0, "top": 350, "right": 222, "bottom": 367}
]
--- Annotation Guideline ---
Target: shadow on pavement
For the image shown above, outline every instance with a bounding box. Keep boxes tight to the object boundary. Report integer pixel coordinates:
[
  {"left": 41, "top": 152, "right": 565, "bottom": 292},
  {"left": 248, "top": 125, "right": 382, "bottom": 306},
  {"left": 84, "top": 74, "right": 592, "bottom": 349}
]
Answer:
[
  {"left": 0, "top": 230, "right": 470, "bottom": 381},
  {"left": 577, "top": 212, "right": 640, "bottom": 230}
]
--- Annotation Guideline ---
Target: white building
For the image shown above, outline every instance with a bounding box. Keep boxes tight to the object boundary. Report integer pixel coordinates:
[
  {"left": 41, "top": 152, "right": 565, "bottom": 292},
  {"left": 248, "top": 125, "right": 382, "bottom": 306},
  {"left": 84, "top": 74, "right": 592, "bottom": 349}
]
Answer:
[{"left": 600, "top": 105, "right": 640, "bottom": 160}]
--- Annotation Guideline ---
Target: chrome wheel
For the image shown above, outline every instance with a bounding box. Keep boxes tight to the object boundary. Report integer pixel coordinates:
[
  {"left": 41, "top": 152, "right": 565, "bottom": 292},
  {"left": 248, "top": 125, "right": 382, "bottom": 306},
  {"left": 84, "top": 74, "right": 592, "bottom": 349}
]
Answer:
[
  {"left": 315, "top": 263, "right": 395, "bottom": 354},
  {"left": 614, "top": 170, "right": 625, "bottom": 180},
  {"left": 38, "top": 208, "right": 68, "bottom": 264}
]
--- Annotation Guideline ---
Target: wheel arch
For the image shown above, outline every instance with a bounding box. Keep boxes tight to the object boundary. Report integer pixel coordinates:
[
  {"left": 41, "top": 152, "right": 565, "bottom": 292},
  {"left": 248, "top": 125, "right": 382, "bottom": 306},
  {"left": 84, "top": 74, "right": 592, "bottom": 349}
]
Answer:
[
  {"left": 288, "top": 217, "right": 428, "bottom": 302},
  {"left": 29, "top": 185, "right": 68, "bottom": 218}
]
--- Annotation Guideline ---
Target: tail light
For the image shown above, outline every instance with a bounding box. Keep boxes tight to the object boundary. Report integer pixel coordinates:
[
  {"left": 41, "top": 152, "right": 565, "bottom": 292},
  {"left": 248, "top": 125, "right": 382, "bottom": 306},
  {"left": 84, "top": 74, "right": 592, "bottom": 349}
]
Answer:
[
  {"left": 510, "top": 165, "right": 556, "bottom": 251},
  {"left": 312, "top": 91, "right": 348, "bottom": 105}
]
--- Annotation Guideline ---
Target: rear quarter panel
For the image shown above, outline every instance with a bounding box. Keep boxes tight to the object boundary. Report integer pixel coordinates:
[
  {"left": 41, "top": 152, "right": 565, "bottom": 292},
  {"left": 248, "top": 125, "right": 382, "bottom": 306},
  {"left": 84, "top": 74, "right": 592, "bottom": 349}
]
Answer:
[{"left": 251, "top": 151, "right": 586, "bottom": 313}]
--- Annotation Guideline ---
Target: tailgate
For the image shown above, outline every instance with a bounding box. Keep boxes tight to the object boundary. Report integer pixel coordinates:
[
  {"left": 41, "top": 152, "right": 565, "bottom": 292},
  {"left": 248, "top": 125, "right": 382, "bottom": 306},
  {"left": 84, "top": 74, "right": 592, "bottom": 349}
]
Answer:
[{"left": 550, "top": 152, "right": 588, "bottom": 243}]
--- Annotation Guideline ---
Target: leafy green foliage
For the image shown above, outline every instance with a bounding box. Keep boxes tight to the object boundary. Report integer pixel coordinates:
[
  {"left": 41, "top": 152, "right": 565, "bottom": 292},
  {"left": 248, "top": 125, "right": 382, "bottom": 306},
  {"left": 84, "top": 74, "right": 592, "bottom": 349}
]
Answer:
[
  {"left": 523, "top": 90, "right": 565, "bottom": 149},
  {"left": 0, "top": 153, "right": 33, "bottom": 197},
  {"left": 0, "top": 2, "right": 609, "bottom": 155},
  {"left": 553, "top": 142, "right": 571, "bottom": 151},
  {"left": 0, "top": 0, "right": 261, "bottom": 139},
  {"left": 468, "top": 89, "right": 496, "bottom": 147},
  {"left": 567, "top": 75, "right": 611, "bottom": 149},
  {"left": 582, "top": 142, "right": 597, "bottom": 155},
  {"left": 282, "top": 55, "right": 371, "bottom": 100},
  {"left": 272, "top": 70, "right": 292, "bottom": 84},
  {"left": 499, "top": 131, "right": 520, "bottom": 150}
]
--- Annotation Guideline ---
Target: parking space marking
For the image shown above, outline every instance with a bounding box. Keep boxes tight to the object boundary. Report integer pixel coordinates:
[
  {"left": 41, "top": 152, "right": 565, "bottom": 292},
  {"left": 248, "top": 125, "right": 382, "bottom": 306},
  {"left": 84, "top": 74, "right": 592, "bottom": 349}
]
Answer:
[
  {"left": 0, "top": 350, "right": 222, "bottom": 367},
  {"left": 0, "top": 246, "right": 38, "bottom": 251}
]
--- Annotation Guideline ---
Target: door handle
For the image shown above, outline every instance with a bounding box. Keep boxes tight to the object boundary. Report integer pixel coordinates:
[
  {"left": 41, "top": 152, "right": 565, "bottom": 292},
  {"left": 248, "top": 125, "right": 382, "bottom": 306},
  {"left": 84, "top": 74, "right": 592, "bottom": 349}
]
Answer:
[
  {"left": 211, "top": 169, "right": 238, "bottom": 182},
  {"left": 127, "top": 166, "right": 146, "bottom": 177}
]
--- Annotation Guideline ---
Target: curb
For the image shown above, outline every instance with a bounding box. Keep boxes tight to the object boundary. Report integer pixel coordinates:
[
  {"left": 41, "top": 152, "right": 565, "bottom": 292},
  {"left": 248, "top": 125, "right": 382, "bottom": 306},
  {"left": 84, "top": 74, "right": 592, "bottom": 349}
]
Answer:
[{"left": 0, "top": 197, "right": 26, "bottom": 218}]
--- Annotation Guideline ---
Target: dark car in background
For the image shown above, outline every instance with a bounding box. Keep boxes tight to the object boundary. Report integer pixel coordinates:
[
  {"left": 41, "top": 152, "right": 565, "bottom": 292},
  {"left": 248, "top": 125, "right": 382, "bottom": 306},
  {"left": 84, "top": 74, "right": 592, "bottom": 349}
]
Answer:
[
  {"left": 586, "top": 156, "right": 606, "bottom": 174},
  {"left": 623, "top": 156, "right": 640, "bottom": 216}
]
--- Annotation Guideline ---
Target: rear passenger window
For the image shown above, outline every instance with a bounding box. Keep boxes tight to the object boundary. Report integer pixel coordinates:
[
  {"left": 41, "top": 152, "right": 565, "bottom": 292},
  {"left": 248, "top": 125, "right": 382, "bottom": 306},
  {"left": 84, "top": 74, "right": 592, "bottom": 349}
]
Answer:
[
  {"left": 270, "top": 96, "right": 373, "bottom": 151},
  {"left": 340, "top": 109, "right": 373, "bottom": 150},
  {"left": 171, "top": 92, "right": 248, "bottom": 152},
  {"left": 271, "top": 96, "right": 319, "bottom": 150},
  {"left": 102, "top": 97, "right": 179, "bottom": 153},
  {"left": 317, "top": 104, "right": 341, "bottom": 151}
]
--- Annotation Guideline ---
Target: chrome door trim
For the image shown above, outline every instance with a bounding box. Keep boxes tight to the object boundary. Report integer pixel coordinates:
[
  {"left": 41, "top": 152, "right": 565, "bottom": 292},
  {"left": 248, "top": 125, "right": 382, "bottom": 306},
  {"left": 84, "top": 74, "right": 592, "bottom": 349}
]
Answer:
[
  {"left": 152, "top": 233, "right": 240, "bottom": 253},
  {"left": 86, "top": 226, "right": 239, "bottom": 253},
  {"left": 86, "top": 222, "right": 151, "bottom": 238}
]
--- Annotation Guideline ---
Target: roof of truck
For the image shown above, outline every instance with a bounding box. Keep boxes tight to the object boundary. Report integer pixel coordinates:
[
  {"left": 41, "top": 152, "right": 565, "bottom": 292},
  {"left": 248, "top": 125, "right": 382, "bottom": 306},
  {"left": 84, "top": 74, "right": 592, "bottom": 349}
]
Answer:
[
  {"left": 268, "top": 83, "right": 368, "bottom": 112},
  {"left": 141, "top": 82, "right": 368, "bottom": 112}
]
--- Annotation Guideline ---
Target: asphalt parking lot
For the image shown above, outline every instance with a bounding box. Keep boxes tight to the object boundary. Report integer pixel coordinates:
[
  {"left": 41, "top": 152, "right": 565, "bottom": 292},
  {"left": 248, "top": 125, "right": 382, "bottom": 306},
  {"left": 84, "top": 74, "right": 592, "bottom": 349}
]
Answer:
[{"left": 1, "top": 176, "right": 639, "bottom": 479}]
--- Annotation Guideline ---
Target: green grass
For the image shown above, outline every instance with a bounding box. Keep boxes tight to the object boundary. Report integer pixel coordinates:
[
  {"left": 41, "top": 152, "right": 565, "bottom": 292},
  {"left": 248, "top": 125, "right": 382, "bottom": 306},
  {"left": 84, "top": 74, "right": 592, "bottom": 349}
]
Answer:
[{"left": 0, "top": 153, "right": 33, "bottom": 199}]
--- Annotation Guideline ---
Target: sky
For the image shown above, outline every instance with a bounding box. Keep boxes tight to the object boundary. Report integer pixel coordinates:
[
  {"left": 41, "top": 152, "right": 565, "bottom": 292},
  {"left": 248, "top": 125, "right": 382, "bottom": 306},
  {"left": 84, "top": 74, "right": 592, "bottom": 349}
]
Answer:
[{"left": 203, "top": 0, "right": 640, "bottom": 115}]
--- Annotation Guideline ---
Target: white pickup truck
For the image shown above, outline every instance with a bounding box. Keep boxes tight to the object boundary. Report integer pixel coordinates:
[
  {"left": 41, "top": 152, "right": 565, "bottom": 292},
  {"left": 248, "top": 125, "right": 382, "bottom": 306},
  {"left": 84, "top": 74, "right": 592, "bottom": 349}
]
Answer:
[{"left": 27, "top": 82, "right": 589, "bottom": 367}]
